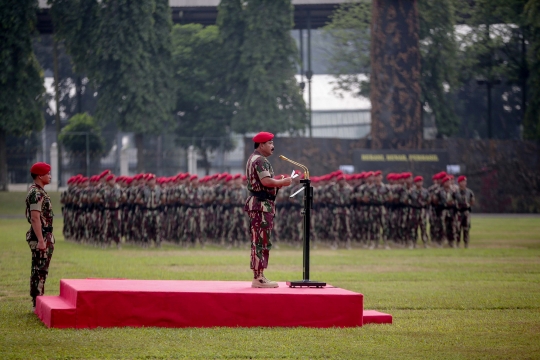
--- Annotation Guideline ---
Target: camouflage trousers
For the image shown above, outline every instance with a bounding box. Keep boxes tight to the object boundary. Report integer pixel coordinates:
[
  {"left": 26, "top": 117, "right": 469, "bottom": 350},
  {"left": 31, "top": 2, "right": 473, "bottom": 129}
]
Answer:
[
  {"left": 227, "top": 207, "right": 249, "bottom": 246},
  {"left": 368, "top": 206, "right": 387, "bottom": 247},
  {"left": 442, "top": 209, "right": 458, "bottom": 245},
  {"left": 104, "top": 209, "right": 121, "bottom": 245},
  {"left": 143, "top": 210, "right": 162, "bottom": 245},
  {"left": 27, "top": 234, "right": 54, "bottom": 306},
  {"left": 390, "top": 207, "right": 404, "bottom": 243},
  {"left": 331, "top": 209, "right": 352, "bottom": 248},
  {"left": 457, "top": 210, "right": 471, "bottom": 246},
  {"left": 359, "top": 206, "right": 370, "bottom": 242},
  {"left": 410, "top": 208, "right": 428, "bottom": 246},
  {"left": 430, "top": 208, "right": 444, "bottom": 245},
  {"left": 248, "top": 211, "right": 274, "bottom": 278}
]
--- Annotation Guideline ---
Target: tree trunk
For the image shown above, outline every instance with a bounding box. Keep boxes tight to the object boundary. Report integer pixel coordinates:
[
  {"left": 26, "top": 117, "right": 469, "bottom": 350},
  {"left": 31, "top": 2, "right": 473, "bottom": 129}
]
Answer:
[
  {"left": 135, "top": 133, "right": 145, "bottom": 173},
  {"left": 0, "top": 128, "right": 7, "bottom": 191},
  {"left": 370, "top": 0, "right": 422, "bottom": 149},
  {"left": 53, "top": 39, "right": 63, "bottom": 184}
]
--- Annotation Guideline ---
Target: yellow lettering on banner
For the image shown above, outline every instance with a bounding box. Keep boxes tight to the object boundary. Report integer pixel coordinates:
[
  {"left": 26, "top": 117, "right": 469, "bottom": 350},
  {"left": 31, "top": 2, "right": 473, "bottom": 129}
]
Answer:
[
  {"left": 361, "top": 154, "right": 385, "bottom": 161},
  {"left": 385, "top": 154, "right": 408, "bottom": 161},
  {"left": 408, "top": 154, "right": 439, "bottom": 162}
]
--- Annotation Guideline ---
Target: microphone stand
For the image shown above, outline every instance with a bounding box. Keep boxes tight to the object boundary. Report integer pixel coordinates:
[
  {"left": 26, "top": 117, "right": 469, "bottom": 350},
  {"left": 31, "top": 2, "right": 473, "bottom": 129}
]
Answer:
[{"left": 279, "top": 155, "right": 326, "bottom": 288}]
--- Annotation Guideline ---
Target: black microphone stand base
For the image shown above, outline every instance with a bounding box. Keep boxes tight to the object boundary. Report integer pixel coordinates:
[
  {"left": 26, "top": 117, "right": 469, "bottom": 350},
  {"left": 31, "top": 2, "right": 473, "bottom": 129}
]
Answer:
[{"left": 287, "top": 280, "right": 327, "bottom": 288}]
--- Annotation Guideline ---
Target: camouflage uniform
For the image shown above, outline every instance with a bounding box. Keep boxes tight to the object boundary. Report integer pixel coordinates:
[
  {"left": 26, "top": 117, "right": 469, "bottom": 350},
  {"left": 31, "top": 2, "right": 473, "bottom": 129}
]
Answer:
[
  {"left": 227, "top": 182, "right": 249, "bottom": 247},
  {"left": 455, "top": 187, "right": 475, "bottom": 248},
  {"left": 408, "top": 185, "right": 430, "bottom": 247},
  {"left": 328, "top": 181, "right": 353, "bottom": 249},
  {"left": 101, "top": 183, "right": 122, "bottom": 246},
  {"left": 141, "top": 184, "right": 163, "bottom": 246},
  {"left": 428, "top": 183, "right": 441, "bottom": 245},
  {"left": 438, "top": 185, "right": 457, "bottom": 247},
  {"left": 26, "top": 184, "right": 55, "bottom": 307},
  {"left": 365, "top": 182, "right": 389, "bottom": 248},
  {"left": 358, "top": 182, "right": 371, "bottom": 244},
  {"left": 244, "top": 150, "right": 277, "bottom": 278}
]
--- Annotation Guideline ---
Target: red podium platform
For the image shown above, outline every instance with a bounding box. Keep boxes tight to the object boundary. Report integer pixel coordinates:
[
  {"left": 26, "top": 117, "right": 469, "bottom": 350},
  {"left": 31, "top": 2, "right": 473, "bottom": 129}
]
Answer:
[{"left": 35, "top": 279, "right": 392, "bottom": 328}]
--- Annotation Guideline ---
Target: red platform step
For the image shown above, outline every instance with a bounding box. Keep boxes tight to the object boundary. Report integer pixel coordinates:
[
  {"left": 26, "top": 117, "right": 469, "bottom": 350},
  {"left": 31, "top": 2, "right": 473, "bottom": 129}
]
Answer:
[
  {"left": 35, "top": 279, "right": 392, "bottom": 328},
  {"left": 362, "top": 310, "right": 393, "bottom": 325}
]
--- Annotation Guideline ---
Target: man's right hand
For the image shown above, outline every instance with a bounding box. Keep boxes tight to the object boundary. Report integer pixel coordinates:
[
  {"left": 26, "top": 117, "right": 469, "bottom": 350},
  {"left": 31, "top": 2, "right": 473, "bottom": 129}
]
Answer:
[
  {"left": 281, "top": 177, "right": 293, "bottom": 187},
  {"left": 37, "top": 240, "right": 47, "bottom": 251}
]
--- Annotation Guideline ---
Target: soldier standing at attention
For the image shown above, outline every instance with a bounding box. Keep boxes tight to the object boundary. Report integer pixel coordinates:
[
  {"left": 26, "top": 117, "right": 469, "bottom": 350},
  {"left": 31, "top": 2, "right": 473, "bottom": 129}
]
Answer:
[
  {"left": 409, "top": 176, "right": 431, "bottom": 248},
  {"left": 455, "top": 175, "right": 475, "bottom": 248},
  {"left": 245, "top": 132, "right": 292, "bottom": 288},
  {"left": 438, "top": 176, "right": 457, "bottom": 247},
  {"left": 26, "top": 162, "right": 54, "bottom": 311}
]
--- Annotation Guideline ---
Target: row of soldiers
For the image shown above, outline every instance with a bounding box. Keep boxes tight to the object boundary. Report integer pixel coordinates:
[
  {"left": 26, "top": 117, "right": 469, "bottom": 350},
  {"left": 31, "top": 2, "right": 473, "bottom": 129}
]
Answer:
[{"left": 60, "top": 170, "right": 475, "bottom": 249}]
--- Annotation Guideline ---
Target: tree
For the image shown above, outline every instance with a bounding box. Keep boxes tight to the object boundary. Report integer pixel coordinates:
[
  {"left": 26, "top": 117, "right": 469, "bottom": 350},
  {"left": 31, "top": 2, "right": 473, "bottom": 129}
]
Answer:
[
  {"left": 524, "top": 0, "right": 540, "bottom": 140},
  {"left": 418, "top": 0, "right": 460, "bottom": 137},
  {"left": 171, "top": 24, "right": 235, "bottom": 175},
  {"left": 222, "top": 0, "right": 307, "bottom": 134},
  {"left": 370, "top": 0, "right": 422, "bottom": 149},
  {"left": 50, "top": 0, "right": 175, "bottom": 172},
  {"left": 323, "top": 1, "right": 371, "bottom": 98},
  {"left": 456, "top": 0, "right": 533, "bottom": 139},
  {"left": 217, "top": 0, "right": 246, "bottom": 101},
  {"left": 0, "top": 0, "right": 45, "bottom": 190},
  {"left": 59, "top": 113, "right": 105, "bottom": 160},
  {"left": 324, "top": 0, "right": 461, "bottom": 139}
]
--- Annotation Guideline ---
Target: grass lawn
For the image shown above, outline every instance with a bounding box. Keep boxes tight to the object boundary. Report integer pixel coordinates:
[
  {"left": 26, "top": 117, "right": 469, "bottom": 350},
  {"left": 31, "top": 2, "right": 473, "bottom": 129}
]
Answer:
[{"left": 0, "top": 192, "right": 540, "bottom": 359}]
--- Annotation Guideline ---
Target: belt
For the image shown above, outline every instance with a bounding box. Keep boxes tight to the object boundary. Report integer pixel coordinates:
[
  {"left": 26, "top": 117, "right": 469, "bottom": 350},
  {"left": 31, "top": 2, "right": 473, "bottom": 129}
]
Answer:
[{"left": 249, "top": 191, "right": 276, "bottom": 201}]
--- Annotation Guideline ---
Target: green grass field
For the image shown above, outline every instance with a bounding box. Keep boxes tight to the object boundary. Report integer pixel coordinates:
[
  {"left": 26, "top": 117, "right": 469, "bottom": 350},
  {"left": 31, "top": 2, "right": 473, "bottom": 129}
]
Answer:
[{"left": 1, "top": 192, "right": 540, "bottom": 359}]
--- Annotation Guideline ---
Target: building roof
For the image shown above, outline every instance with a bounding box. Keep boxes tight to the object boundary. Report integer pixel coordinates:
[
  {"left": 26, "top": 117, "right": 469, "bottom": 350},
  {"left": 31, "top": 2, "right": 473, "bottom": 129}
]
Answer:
[
  {"left": 38, "top": 0, "right": 344, "bottom": 32},
  {"left": 296, "top": 74, "right": 371, "bottom": 111}
]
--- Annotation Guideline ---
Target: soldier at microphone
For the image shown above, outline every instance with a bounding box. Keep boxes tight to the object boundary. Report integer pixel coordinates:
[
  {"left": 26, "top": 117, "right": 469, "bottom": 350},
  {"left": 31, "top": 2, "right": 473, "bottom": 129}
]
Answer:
[{"left": 244, "top": 132, "right": 292, "bottom": 288}]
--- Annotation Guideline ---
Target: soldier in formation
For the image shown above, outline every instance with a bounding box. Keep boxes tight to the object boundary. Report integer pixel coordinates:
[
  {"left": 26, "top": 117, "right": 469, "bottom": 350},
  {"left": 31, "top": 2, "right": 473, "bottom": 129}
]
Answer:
[
  {"left": 61, "top": 171, "right": 251, "bottom": 248},
  {"left": 61, "top": 170, "right": 474, "bottom": 249}
]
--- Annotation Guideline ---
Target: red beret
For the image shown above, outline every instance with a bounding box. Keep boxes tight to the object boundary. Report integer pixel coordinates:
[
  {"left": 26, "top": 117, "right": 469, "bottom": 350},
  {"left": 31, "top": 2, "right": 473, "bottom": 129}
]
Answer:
[
  {"left": 458, "top": 175, "right": 467, "bottom": 183},
  {"left": 106, "top": 174, "right": 115, "bottom": 181},
  {"left": 253, "top": 132, "right": 274, "bottom": 143},
  {"left": 373, "top": 170, "right": 382, "bottom": 176},
  {"left": 30, "top": 162, "right": 51, "bottom": 176},
  {"left": 336, "top": 174, "right": 344, "bottom": 181},
  {"left": 226, "top": 175, "right": 233, "bottom": 182},
  {"left": 99, "top": 170, "right": 111, "bottom": 179},
  {"left": 365, "top": 171, "right": 374, "bottom": 177},
  {"left": 401, "top": 172, "right": 412, "bottom": 179},
  {"left": 190, "top": 175, "right": 198, "bottom": 181},
  {"left": 436, "top": 172, "right": 447, "bottom": 180},
  {"left": 233, "top": 174, "right": 241, "bottom": 179},
  {"left": 414, "top": 176, "right": 423, "bottom": 182},
  {"left": 441, "top": 176, "right": 450, "bottom": 184},
  {"left": 386, "top": 173, "right": 394, "bottom": 180}
]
